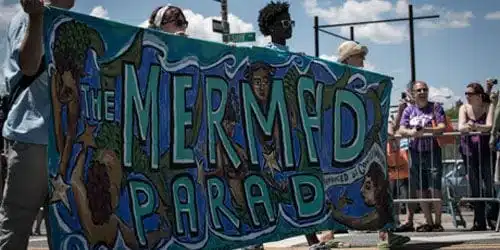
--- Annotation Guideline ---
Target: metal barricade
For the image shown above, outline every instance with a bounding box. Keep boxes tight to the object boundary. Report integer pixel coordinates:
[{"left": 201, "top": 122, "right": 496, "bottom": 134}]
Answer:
[{"left": 389, "top": 131, "right": 500, "bottom": 232}]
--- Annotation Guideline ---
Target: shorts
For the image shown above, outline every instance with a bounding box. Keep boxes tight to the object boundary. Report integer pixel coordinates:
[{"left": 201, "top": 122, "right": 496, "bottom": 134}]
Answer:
[{"left": 409, "top": 147, "right": 443, "bottom": 191}]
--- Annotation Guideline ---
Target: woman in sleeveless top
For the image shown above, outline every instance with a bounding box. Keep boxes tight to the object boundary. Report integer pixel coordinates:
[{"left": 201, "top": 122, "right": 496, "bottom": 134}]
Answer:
[{"left": 458, "top": 82, "right": 497, "bottom": 231}]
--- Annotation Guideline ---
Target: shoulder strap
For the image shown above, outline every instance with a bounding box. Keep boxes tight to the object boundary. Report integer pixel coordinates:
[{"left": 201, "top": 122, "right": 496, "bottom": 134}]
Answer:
[{"left": 6, "top": 58, "right": 46, "bottom": 112}]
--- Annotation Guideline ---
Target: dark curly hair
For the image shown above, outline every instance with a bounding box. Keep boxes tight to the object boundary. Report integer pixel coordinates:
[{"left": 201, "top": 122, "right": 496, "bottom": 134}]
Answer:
[
  {"left": 86, "top": 160, "right": 113, "bottom": 225},
  {"left": 467, "top": 82, "right": 491, "bottom": 103},
  {"left": 258, "top": 1, "right": 290, "bottom": 36},
  {"left": 365, "top": 162, "right": 392, "bottom": 227},
  {"left": 52, "top": 20, "right": 101, "bottom": 79}
]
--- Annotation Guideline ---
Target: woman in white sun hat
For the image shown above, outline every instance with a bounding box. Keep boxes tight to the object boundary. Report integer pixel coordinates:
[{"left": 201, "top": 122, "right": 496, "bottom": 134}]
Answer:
[{"left": 318, "top": 40, "right": 411, "bottom": 250}]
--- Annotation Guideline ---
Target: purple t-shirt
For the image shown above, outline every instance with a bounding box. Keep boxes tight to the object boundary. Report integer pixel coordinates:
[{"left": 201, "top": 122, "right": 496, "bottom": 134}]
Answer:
[{"left": 400, "top": 102, "right": 445, "bottom": 152}]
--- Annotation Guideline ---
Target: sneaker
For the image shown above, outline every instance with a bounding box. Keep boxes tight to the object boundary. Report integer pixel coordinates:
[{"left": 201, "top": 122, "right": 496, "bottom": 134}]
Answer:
[
  {"left": 389, "top": 233, "right": 410, "bottom": 247},
  {"left": 377, "top": 232, "right": 410, "bottom": 249},
  {"left": 309, "top": 242, "right": 330, "bottom": 250}
]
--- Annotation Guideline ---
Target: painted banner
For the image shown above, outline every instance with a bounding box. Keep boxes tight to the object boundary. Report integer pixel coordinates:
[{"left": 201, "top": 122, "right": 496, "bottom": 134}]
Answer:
[{"left": 44, "top": 7, "right": 394, "bottom": 250}]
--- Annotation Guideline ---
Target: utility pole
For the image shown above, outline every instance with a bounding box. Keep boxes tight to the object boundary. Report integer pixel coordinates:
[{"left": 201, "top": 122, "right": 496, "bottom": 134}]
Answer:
[
  {"left": 408, "top": 4, "right": 416, "bottom": 83},
  {"left": 221, "top": 0, "right": 229, "bottom": 43}
]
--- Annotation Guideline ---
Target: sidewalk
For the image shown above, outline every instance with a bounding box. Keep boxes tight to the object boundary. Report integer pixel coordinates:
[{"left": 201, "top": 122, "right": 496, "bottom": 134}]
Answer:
[{"left": 263, "top": 211, "right": 500, "bottom": 249}]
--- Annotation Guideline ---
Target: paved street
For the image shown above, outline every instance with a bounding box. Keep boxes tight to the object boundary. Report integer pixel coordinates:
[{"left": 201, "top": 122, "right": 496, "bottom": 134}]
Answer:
[
  {"left": 264, "top": 211, "right": 500, "bottom": 249},
  {"left": 28, "top": 211, "right": 500, "bottom": 249}
]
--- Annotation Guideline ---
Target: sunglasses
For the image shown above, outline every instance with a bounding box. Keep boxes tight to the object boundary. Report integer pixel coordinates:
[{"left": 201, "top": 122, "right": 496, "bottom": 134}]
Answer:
[
  {"left": 465, "top": 92, "right": 478, "bottom": 96},
  {"left": 280, "top": 20, "right": 295, "bottom": 28},
  {"left": 163, "top": 19, "right": 189, "bottom": 28},
  {"left": 415, "top": 88, "right": 428, "bottom": 93}
]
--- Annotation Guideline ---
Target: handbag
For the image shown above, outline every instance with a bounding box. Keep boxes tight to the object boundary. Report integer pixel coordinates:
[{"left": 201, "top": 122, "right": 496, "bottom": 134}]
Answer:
[{"left": 431, "top": 102, "right": 455, "bottom": 146}]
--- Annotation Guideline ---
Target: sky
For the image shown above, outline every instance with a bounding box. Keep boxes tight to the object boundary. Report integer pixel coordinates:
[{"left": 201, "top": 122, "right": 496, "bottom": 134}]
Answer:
[{"left": 1, "top": 0, "right": 500, "bottom": 109}]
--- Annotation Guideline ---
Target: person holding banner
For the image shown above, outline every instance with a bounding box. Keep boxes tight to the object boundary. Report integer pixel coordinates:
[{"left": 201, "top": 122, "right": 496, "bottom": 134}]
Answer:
[
  {"left": 334, "top": 40, "right": 410, "bottom": 249},
  {"left": 147, "top": 4, "right": 188, "bottom": 36},
  {"left": 0, "top": 0, "right": 74, "bottom": 249},
  {"left": 235, "top": 2, "right": 321, "bottom": 249},
  {"left": 259, "top": 1, "right": 294, "bottom": 53}
]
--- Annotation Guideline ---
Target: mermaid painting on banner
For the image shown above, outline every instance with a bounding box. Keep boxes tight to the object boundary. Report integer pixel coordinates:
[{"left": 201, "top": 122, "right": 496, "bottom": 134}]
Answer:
[{"left": 43, "top": 6, "right": 394, "bottom": 250}]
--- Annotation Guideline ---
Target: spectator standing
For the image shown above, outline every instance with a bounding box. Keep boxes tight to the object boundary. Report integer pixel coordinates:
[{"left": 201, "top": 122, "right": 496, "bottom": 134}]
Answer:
[
  {"left": 458, "top": 83, "right": 497, "bottom": 230},
  {"left": 337, "top": 41, "right": 410, "bottom": 249},
  {"left": 398, "top": 81, "right": 446, "bottom": 232},
  {"left": 387, "top": 104, "right": 416, "bottom": 233}
]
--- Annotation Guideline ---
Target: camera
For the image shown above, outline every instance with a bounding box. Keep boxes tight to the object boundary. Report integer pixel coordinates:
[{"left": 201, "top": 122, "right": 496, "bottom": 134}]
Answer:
[
  {"left": 488, "top": 78, "right": 498, "bottom": 85},
  {"left": 401, "top": 92, "right": 407, "bottom": 99}
]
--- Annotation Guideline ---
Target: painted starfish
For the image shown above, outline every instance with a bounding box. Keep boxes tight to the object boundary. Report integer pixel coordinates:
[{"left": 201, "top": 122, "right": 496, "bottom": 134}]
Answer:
[
  {"left": 77, "top": 123, "right": 97, "bottom": 149},
  {"left": 49, "top": 174, "right": 71, "bottom": 211}
]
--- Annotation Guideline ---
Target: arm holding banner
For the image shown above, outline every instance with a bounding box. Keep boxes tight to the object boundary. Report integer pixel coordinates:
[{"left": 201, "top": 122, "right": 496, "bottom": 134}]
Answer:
[{"left": 18, "top": 0, "right": 45, "bottom": 76}]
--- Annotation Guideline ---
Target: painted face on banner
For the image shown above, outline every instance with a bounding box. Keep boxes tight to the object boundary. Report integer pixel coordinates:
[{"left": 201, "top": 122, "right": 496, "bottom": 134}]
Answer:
[
  {"left": 361, "top": 176, "right": 376, "bottom": 206},
  {"left": 251, "top": 68, "right": 272, "bottom": 102}
]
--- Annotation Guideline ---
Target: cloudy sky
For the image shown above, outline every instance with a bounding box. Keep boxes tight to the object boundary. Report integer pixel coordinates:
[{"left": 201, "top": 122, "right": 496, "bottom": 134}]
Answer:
[{"left": 1, "top": 0, "right": 500, "bottom": 108}]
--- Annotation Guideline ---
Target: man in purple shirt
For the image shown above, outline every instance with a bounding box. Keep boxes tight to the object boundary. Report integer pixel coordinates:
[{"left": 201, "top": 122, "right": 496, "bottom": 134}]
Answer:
[{"left": 399, "top": 81, "right": 446, "bottom": 233}]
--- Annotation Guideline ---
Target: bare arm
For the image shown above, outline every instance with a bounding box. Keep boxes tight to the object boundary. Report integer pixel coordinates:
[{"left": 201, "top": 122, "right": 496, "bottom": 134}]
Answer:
[
  {"left": 387, "top": 121, "right": 395, "bottom": 137},
  {"left": 396, "top": 107, "right": 415, "bottom": 137},
  {"left": 19, "top": 13, "right": 44, "bottom": 76},
  {"left": 458, "top": 105, "right": 469, "bottom": 132},
  {"left": 422, "top": 123, "right": 445, "bottom": 133}
]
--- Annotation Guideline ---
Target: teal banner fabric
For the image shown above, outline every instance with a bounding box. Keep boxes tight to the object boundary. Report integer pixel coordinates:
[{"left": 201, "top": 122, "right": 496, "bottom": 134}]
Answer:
[{"left": 44, "top": 7, "right": 394, "bottom": 250}]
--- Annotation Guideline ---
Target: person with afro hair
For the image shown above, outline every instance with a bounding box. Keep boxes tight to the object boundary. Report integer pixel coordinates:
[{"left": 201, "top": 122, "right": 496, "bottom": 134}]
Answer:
[{"left": 258, "top": 1, "right": 294, "bottom": 52}]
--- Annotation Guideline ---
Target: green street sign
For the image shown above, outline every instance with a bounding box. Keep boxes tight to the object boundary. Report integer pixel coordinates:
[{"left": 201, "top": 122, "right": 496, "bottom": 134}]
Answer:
[{"left": 223, "top": 32, "right": 256, "bottom": 43}]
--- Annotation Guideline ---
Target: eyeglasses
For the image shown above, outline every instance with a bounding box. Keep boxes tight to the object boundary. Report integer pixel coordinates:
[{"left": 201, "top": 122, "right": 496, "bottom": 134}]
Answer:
[
  {"left": 415, "top": 88, "right": 428, "bottom": 93},
  {"left": 281, "top": 20, "right": 295, "bottom": 28},
  {"left": 465, "top": 92, "right": 478, "bottom": 96}
]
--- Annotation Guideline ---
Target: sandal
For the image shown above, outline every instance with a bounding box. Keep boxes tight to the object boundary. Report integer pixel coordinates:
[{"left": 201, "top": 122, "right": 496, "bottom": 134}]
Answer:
[
  {"left": 416, "top": 224, "right": 433, "bottom": 232},
  {"left": 395, "top": 222, "right": 415, "bottom": 232},
  {"left": 432, "top": 224, "right": 444, "bottom": 232}
]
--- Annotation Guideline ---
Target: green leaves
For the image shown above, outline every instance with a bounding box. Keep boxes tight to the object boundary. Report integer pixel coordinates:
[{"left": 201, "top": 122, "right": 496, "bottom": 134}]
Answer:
[{"left": 100, "top": 30, "right": 144, "bottom": 91}]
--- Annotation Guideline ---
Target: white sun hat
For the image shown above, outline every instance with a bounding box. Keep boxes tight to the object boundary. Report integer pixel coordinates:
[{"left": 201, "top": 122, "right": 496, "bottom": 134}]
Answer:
[{"left": 337, "top": 41, "right": 368, "bottom": 63}]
